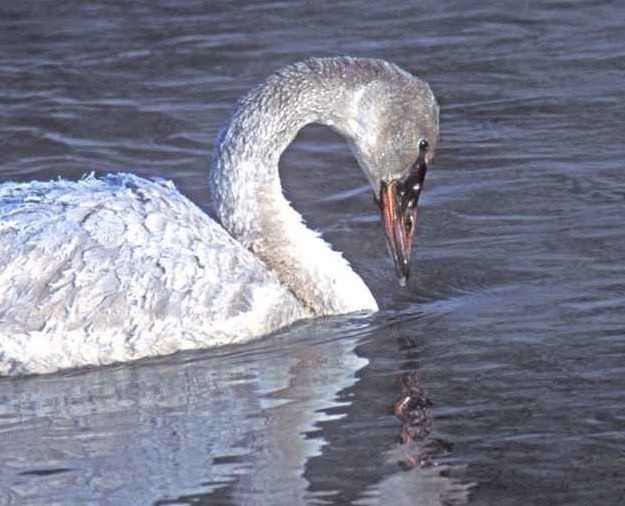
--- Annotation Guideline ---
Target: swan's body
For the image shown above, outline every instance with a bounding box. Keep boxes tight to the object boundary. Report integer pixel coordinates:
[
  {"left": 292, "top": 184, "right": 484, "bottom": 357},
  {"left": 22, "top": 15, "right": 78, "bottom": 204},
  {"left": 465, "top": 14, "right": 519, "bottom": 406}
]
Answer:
[
  {"left": 0, "top": 57, "right": 438, "bottom": 375},
  {"left": 0, "top": 175, "right": 308, "bottom": 374}
]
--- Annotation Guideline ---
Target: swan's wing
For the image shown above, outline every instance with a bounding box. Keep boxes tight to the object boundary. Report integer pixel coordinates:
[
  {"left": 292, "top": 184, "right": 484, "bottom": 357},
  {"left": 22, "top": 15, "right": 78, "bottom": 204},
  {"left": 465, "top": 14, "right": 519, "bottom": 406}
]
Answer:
[{"left": 0, "top": 174, "right": 306, "bottom": 375}]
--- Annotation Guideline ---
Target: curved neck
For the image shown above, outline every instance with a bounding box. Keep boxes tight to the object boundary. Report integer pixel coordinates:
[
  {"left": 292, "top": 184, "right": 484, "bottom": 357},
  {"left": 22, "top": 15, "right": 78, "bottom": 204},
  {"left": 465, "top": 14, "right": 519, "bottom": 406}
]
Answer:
[{"left": 209, "top": 59, "right": 380, "bottom": 315}]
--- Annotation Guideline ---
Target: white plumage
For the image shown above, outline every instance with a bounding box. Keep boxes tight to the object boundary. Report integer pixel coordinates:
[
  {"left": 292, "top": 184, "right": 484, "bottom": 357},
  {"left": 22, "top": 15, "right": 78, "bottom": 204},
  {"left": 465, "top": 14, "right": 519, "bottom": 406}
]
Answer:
[
  {"left": 0, "top": 57, "right": 439, "bottom": 375},
  {"left": 0, "top": 174, "right": 305, "bottom": 374}
]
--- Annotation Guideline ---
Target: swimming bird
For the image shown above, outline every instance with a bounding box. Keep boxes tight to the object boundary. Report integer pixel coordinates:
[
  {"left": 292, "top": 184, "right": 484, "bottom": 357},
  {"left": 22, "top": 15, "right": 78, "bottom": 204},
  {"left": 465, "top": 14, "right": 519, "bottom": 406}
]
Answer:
[{"left": 0, "top": 57, "right": 439, "bottom": 375}]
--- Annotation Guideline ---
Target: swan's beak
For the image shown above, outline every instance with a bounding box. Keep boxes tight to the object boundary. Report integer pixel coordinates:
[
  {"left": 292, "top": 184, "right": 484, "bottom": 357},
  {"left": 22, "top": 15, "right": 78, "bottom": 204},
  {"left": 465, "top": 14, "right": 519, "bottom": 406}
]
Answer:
[{"left": 379, "top": 180, "right": 420, "bottom": 287}]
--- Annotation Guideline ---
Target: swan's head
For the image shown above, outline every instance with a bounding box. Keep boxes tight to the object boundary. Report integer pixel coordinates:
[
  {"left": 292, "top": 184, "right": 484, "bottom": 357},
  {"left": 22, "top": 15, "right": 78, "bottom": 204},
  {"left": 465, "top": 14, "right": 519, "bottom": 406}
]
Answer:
[
  {"left": 377, "top": 138, "right": 431, "bottom": 286},
  {"left": 343, "top": 66, "right": 439, "bottom": 285}
]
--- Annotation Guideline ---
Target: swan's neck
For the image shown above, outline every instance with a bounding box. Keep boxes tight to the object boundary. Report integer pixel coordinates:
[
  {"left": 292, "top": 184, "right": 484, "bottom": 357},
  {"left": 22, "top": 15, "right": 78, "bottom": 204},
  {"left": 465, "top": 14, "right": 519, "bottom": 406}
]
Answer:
[{"left": 209, "top": 59, "right": 379, "bottom": 315}]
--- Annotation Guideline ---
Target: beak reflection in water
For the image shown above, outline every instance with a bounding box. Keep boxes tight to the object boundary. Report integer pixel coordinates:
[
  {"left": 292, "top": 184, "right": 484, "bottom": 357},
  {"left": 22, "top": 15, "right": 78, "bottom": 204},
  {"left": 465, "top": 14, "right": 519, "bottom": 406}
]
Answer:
[{"left": 378, "top": 139, "right": 429, "bottom": 286}]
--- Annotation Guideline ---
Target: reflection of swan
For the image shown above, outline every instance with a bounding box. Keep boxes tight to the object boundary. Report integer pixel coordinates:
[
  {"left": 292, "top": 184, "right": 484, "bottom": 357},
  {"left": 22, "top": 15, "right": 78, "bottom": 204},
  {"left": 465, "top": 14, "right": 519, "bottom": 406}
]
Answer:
[
  {"left": 0, "top": 320, "right": 371, "bottom": 504},
  {"left": 0, "top": 320, "right": 470, "bottom": 505},
  {"left": 0, "top": 57, "right": 439, "bottom": 375}
]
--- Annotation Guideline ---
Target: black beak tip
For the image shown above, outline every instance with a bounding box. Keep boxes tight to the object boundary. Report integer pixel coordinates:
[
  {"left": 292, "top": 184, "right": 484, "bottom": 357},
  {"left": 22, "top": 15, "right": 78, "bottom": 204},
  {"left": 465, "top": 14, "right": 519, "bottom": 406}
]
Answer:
[{"left": 398, "top": 261, "right": 410, "bottom": 287}]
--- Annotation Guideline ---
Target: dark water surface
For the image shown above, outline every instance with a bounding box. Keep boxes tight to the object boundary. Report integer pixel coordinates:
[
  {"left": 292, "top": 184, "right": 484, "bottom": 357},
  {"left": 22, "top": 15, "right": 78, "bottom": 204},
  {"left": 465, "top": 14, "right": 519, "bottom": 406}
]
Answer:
[{"left": 1, "top": 0, "right": 625, "bottom": 504}]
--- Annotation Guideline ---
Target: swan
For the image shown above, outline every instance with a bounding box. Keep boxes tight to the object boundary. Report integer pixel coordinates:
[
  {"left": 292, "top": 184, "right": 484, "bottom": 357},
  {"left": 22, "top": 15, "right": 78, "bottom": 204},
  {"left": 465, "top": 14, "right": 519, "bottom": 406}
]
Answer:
[{"left": 0, "top": 57, "right": 439, "bottom": 375}]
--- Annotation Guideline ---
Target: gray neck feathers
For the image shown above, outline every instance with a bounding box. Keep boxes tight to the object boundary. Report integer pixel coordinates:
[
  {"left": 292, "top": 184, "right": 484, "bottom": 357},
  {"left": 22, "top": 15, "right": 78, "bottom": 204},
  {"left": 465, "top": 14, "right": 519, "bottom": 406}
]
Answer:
[{"left": 208, "top": 57, "right": 403, "bottom": 313}]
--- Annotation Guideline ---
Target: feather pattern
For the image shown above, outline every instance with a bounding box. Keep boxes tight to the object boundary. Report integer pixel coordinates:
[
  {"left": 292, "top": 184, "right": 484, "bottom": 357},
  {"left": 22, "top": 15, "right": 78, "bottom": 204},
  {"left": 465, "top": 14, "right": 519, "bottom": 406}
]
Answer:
[{"left": 0, "top": 174, "right": 306, "bottom": 374}]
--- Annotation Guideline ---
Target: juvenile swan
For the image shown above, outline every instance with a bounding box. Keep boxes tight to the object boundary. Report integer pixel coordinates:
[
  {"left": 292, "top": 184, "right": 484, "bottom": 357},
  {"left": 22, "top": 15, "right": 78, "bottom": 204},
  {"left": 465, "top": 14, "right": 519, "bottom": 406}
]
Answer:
[{"left": 0, "top": 57, "right": 439, "bottom": 375}]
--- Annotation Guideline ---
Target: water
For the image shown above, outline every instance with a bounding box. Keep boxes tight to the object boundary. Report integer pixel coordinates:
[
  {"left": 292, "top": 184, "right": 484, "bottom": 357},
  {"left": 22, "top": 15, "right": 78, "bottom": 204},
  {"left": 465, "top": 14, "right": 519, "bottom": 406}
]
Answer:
[{"left": 1, "top": 0, "right": 624, "bottom": 504}]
